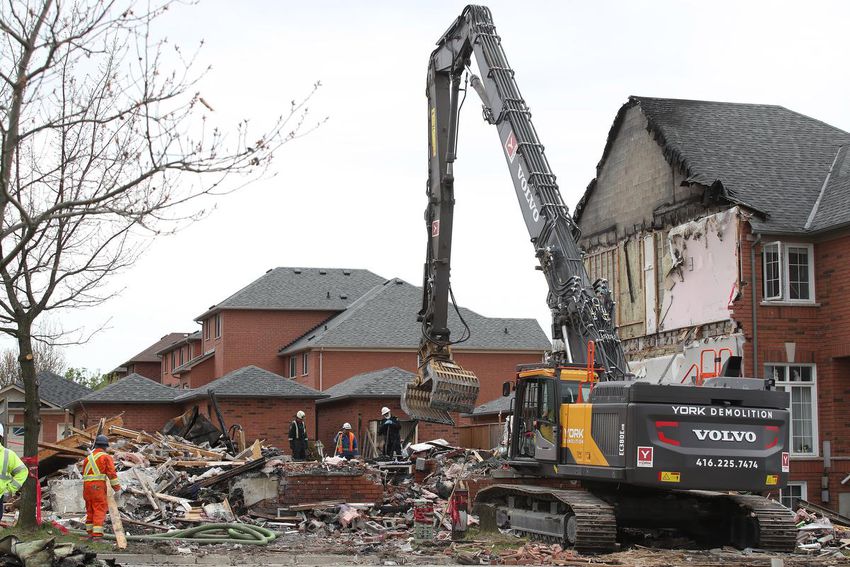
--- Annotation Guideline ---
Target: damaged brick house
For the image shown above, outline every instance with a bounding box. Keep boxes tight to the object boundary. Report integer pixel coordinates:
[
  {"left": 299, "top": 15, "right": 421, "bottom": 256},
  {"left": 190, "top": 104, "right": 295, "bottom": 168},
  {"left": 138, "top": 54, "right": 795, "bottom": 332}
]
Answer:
[
  {"left": 576, "top": 96, "right": 850, "bottom": 512},
  {"left": 103, "top": 268, "right": 550, "bottom": 449}
]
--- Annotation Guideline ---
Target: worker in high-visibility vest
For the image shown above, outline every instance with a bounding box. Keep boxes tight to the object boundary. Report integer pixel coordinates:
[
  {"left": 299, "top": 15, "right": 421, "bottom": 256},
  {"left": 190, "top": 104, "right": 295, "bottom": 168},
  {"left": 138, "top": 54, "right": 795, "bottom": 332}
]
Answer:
[
  {"left": 81, "top": 435, "right": 121, "bottom": 538},
  {"left": 0, "top": 424, "right": 28, "bottom": 512},
  {"left": 333, "top": 423, "right": 359, "bottom": 459}
]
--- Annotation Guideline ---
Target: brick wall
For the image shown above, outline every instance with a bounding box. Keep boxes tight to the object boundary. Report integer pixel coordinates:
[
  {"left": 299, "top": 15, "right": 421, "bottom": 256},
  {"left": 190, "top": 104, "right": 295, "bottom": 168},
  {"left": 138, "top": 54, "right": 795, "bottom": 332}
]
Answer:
[
  {"left": 8, "top": 410, "right": 71, "bottom": 444},
  {"left": 180, "top": 355, "right": 215, "bottom": 388},
  {"left": 187, "top": 398, "right": 318, "bottom": 453},
  {"left": 307, "top": 350, "right": 543, "bottom": 405},
  {"left": 279, "top": 471, "right": 384, "bottom": 505},
  {"left": 76, "top": 403, "right": 180, "bottom": 433},
  {"left": 317, "top": 398, "right": 466, "bottom": 453},
  {"left": 127, "top": 361, "right": 161, "bottom": 382},
  {"left": 207, "top": 310, "right": 334, "bottom": 379}
]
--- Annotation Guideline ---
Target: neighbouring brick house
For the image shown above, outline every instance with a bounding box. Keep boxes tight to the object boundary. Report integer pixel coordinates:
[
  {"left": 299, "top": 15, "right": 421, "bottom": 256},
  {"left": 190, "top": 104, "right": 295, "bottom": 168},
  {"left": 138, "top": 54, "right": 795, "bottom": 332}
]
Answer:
[
  {"left": 575, "top": 96, "right": 850, "bottom": 512},
  {"left": 110, "top": 332, "right": 190, "bottom": 382},
  {"left": 279, "top": 277, "right": 549, "bottom": 404},
  {"left": 173, "top": 366, "right": 326, "bottom": 448},
  {"left": 181, "top": 268, "right": 387, "bottom": 387},
  {"left": 158, "top": 332, "right": 202, "bottom": 387},
  {"left": 69, "top": 368, "right": 326, "bottom": 449},
  {"left": 104, "top": 267, "right": 550, "bottom": 452},
  {"left": 0, "top": 371, "right": 90, "bottom": 454}
]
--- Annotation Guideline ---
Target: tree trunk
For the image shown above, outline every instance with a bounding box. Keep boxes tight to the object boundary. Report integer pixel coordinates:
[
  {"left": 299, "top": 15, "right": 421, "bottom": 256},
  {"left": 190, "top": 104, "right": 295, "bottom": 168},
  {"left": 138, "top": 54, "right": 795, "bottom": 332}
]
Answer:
[{"left": 17, "top": 324, "right": 40, "bottom": 529}]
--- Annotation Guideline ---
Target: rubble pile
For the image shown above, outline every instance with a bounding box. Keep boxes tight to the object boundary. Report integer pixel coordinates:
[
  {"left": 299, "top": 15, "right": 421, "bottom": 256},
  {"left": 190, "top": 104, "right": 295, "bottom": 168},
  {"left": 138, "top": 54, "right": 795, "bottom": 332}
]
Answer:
[
  {"left": 37, "top": 418, "right": 503, "bottom": 552},
  {"left": 38, "top": 416, "right": 272, "bottom": 535},
  {"left": 795, "top": 502, "right": 850, "bottom": 556}
]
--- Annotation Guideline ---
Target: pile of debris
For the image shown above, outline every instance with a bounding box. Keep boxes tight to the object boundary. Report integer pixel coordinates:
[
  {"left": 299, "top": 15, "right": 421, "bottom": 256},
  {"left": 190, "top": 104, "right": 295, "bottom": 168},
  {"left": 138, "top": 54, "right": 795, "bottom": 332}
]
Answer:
[
  {"left": 449, "top": 542, "right": 580, "bottom": 566},
  {"left": 37, "top": 414, "right": 272, "bottom": 539},
  {"left": 36, "top": 415, "right": 504, "bottom": 551},
  {"left": 795, "top": 500, "right": 850, "bottom": 556}
]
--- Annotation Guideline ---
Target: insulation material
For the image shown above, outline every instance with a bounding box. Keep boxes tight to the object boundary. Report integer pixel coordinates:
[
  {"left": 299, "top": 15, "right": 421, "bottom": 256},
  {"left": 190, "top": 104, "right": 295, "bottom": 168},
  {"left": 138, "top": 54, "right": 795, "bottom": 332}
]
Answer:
[
  {"left": 630, "top": 334, "right": 745, "bottom": 384},
  {"left": 658, "top": 208, "right": 739, "bottom": 331}
]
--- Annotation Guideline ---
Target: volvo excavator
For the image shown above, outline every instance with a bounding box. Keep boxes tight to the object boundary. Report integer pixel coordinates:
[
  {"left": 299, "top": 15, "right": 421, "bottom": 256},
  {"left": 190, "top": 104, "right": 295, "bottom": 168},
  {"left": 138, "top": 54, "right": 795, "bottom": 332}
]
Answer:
[{"left": 400, "top": 5, "right": 798, "bottom": 552}]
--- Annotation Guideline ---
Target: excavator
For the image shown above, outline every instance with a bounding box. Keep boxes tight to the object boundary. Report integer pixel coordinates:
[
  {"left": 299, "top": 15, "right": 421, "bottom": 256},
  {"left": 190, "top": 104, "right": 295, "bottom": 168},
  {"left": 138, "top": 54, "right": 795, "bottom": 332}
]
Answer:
[{"left": 400, "top": 5, "right": 798, "bottom": 552}]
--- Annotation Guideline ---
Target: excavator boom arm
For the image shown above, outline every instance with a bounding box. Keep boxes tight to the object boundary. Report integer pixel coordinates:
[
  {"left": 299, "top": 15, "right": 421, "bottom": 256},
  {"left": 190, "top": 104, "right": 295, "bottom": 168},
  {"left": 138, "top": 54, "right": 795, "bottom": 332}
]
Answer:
[{"left": 405, "top": 5, "right": 629, "bottom": 425}]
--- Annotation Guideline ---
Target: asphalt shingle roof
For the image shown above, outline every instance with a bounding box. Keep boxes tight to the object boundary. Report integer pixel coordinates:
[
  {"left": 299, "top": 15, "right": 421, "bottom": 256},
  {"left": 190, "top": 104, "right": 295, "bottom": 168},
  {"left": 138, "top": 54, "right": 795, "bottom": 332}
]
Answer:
[
  {"left": 465, "top": 392, "right": 514, "bottom": 417},
  {"left": 176, "top": 366, "right": 326, "bottom": 401},
  {"left": 319, "top": 367, "right": 415, "bottom": 404},
  {"left": 20, "top": 371, "right": 91, "bottom": 407},
  {"left": 76, "top": 373, "right": 182, "bottom": 404},
  {"left": 116, "top": 332, "right": 190, "bottom": 367},
  {"left": 195, "top": 268, "right": 386, "bottom": 320},
  {"left": 577, "top": 96, "right": 850, "bottom": 234},
  {"left": 279, "top": 279, "right": 550, "bottom": 354}
]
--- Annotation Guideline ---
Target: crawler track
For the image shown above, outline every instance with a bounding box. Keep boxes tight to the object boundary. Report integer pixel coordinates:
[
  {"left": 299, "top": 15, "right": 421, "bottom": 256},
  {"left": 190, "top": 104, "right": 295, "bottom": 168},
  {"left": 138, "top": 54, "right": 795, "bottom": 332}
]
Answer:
[
  {"left": 727, "top": 494, "right": 797, "bottom": 552},
  {"left": 476, "top": 484, "right": 617, "bottom": 553}
]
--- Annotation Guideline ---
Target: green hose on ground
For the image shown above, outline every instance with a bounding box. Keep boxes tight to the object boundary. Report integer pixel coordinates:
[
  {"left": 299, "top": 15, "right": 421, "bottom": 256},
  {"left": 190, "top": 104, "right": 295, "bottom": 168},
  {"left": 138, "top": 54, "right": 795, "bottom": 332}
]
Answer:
[{"left": 71, "top": 523, "right": 277, "bottom": 545}]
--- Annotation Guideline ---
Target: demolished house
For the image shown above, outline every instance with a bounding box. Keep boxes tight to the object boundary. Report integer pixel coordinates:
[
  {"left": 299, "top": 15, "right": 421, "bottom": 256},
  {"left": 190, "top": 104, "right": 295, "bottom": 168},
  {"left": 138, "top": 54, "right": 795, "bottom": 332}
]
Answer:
[{"left": 576, "top": 96, "right": 850, "bottom": 513}]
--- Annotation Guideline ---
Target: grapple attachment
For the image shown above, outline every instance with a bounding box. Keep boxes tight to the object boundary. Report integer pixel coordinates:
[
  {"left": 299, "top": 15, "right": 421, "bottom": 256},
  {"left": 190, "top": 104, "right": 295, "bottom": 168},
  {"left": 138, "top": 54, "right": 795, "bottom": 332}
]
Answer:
[{"left": 401, "top": 358, "right": 480, "bottom": 425}]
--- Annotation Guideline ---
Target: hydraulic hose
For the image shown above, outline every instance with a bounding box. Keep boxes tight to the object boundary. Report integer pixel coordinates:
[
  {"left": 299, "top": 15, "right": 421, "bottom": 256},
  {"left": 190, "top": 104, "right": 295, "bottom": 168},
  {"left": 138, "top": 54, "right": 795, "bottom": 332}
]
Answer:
[{"left": 72, "top": 523, "right": 277, "bottom": 545}]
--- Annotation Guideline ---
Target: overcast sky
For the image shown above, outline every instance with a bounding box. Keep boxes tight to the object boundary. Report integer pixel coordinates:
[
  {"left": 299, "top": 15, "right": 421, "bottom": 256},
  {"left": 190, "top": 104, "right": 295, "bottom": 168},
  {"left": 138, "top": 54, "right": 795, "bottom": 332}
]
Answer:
[{"left": 48, "top": 0, "right": 850, "bottom": 373}]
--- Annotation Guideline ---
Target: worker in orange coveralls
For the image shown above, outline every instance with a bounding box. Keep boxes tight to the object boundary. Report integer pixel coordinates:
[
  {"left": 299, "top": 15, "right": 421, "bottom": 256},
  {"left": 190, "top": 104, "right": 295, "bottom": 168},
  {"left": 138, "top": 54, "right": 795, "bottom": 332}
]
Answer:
[{"left": 81, "top": 435, "right": 121, "bottom": 539}]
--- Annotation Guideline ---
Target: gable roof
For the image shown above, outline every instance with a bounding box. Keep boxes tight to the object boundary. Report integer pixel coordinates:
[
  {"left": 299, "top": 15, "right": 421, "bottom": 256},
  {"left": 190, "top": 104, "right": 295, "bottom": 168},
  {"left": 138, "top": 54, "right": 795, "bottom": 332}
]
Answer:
[
  {"left": 172, "top": 349, "right": 215, "bottom": 375},
  {"left": 114, "top": 332, "right": 190, "bottom": 370},
  {"left": 279, "top": 278, "right": 550, "bottom": 354},
  {"left": 75, "top": 373, "right": 182, "bottom": 404},
  {"left": 576, "top": 96, "right": 850, "bottom": 234},
  {"left": 29, "top": 371, "right": 91, "bottom": 407},
  {"left": 155, "top": 331, "right": 202, "bottom": 356},
  {"left": 464, "top": 392, "right": 514, "bottom": 417},
  {"left": 318, "top": 367, "right": 415, "bottom": 404},
  {"left": 195, "top": 268, "right": 386, "bottom": 320},
  {"left": 175, "top": 365, "right": 326, "bottom": 401}
]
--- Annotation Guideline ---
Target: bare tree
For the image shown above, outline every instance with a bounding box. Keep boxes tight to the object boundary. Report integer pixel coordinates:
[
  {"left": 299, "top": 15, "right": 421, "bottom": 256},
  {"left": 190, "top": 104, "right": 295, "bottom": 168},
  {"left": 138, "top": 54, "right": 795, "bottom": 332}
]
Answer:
[
  {"left": 0, "top": 0, "right": 323, "bottom": 527},
  {"left": 0, "top": 340, "right": 65, "bottom": 386}
]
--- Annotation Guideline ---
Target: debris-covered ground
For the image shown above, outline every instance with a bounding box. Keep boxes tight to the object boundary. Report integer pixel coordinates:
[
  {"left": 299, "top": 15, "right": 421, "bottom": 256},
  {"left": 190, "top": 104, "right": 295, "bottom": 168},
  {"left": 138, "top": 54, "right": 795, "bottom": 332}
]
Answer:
[{"left": 15, "top": 413, "right": 850, "bottom": 565}]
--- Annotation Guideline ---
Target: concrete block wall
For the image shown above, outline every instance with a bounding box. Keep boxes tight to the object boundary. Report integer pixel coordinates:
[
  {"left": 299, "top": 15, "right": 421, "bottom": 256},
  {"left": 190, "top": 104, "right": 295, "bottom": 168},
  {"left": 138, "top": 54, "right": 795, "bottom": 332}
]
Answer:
[{"left": 578, "top": 106, "right": 698, "bottom": 241}]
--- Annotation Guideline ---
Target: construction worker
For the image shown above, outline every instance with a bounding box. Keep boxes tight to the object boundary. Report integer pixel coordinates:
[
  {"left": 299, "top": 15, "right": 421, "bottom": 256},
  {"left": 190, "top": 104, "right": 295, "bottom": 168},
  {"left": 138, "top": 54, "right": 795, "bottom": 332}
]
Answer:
[
  {"left": 333, "top": 423, "right": 359, "bottom": 459},
  {"left": 81, "top": 435, "right": 121, "bottom": 539},
  {"left": 288, "top": 410, "right": 308, "bottom": 461},
  {"left": 378, "top": 407, "right": 401, "bottom": 458},
  {"left": 0, "top": 424, "right": 28, "bottom": 513}
]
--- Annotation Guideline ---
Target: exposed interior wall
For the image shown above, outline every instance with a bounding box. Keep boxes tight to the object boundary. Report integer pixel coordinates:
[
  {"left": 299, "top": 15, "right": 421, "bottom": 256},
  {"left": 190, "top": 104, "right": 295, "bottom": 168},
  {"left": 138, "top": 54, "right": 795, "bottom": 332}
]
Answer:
[
  {"left": 659, "top": 208, "right": 740, "bottom": 331},
  {"left": 629, "top": 333, "right": 745, "bottom": 384}
]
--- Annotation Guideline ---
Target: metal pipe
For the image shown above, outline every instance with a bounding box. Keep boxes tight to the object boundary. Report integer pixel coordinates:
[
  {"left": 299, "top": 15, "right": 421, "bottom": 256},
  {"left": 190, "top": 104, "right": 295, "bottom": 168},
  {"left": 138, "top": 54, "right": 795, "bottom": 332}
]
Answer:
[{"left": 750, "top": 233, "right": 762, "bottom": 378}]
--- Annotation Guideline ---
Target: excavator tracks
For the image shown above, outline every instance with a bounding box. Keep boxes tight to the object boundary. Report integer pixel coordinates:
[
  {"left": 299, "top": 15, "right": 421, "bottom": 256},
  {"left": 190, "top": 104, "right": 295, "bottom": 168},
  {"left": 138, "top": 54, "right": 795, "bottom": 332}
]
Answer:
[
  {"left": 476, "top": 484, "right": 617, "bottom": 553},
  {"left": 727, "top": 494, "right": 797, "bottom": 552}
]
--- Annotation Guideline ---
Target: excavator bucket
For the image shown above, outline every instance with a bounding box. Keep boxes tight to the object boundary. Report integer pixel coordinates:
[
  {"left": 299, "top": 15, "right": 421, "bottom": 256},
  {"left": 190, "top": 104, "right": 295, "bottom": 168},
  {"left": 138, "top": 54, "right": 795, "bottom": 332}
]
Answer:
[{"left": 401, "top": 359, "right": 480, "bottom": 425}]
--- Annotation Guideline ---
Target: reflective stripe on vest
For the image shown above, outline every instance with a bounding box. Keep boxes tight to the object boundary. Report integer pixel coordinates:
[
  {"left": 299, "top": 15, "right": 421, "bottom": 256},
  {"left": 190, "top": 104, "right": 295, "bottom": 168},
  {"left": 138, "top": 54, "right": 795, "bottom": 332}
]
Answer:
[
  {"left": 336, "top": 431, "right": 354, "bottom": 454},
  {"left": 0, "top": 449, "right": 23, "bottom": 490},
  {"left": 83, "top": 453, "right": 107, "bottom": 482}
]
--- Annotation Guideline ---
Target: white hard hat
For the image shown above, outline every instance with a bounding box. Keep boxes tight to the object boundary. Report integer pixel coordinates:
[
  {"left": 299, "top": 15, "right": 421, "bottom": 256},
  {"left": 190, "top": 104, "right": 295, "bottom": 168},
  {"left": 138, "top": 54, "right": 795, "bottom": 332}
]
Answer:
[
  {"left": 343, "top": 422, "right": 352, "bottom": 430},
  {"left": 296, "top": 410, "right": 305, "bottom": 419},
  {"left": 0, "top": 423, "right": 4, "bottom": 437},
  {"left": 381, "top": 407, "right": 391, "bottom": 416}
]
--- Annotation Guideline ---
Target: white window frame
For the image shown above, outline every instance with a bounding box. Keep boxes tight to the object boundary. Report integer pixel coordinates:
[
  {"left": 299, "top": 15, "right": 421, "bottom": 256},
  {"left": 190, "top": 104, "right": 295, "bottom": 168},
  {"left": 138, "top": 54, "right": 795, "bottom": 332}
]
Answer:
[
  {"left": 289, "top": 356, "right": 297, "bottom": 378},
  {"left": 762, "top": 242, "right": 815, "bottom": 303},
  {"left": 766, "top": 363, "right": 818, "bottom": 457},
  {"left": 204, "top": 319, "right": 211, "bottom": 340},
  {"left": 779, "top": 481, "right": 807, "bottom": 510},
  {"left": 214, "top": 314, "right": 222, "bottom": 338},
  {"left": 301, "top": 352, "right": 308, "bottom": 376}
]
